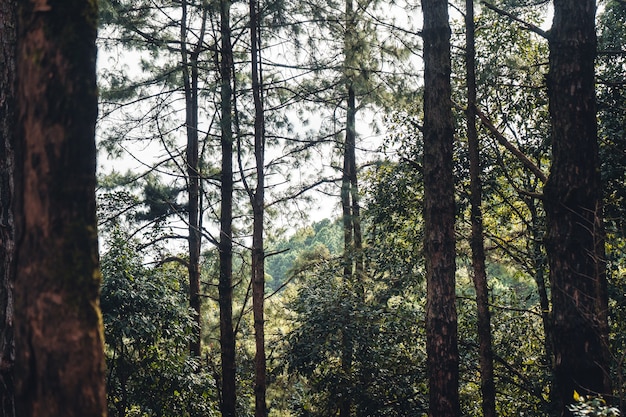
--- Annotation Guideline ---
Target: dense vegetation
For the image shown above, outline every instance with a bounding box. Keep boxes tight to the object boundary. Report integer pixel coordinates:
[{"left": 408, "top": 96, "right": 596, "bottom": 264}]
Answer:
[{"left": 90, "top": 0, "right": 626, "bottom": 416}]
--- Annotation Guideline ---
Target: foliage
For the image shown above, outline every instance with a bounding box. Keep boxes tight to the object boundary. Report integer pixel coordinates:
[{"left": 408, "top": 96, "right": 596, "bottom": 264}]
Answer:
[
  {"left": 285, "top": 256, "right": 427, "bottom": 417},
  {"left": 567, "top": 392, "right": 620, "bottom": 417},
  {"left": 91, "top": 0, "right": 626, "bottom": 414},
  {"left": 101, "top": 228, "right": 218, "bottom": 417},
  {"left": 265, "top": 219, "right": 343, "bottom": 290}
]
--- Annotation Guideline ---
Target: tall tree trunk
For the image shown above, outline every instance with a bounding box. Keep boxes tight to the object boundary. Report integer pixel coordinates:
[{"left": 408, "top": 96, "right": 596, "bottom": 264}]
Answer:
[
  {"left": 219, "top": 0, "right": 237, "bottom": 414},
  {"left": 181, "top": 0, "right": 205, "bottom": 358},
  {"left": 339, "top": 84, "right": 355, "bottom": 417},
  {"left": 249, "top": 0, "right": 267, "bottom": 414},
  {"left": 0, "top": 1, "right": 16, "bottom": 415},
  {"left": 421, "top": 0, "right": 460, "bottom": 416},
  {"left": 347, "top": 87, "right": 363, "bottom": 279},
  {"left": 465, "top": 1, "right": 496, "bottom": 416},
  {"left": 13, "top": 1, "right": 107, "bottom": 416},
  {"left": 338, "top": 0, "right": 363, "bottom": 413},
  {"left": 544, "top": 0, "right": 611, "bottom": 415}
]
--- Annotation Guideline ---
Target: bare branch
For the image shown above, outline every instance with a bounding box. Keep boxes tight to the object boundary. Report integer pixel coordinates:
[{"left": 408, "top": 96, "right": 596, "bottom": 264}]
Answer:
[{"left": 474, "top": 105, "right": 548, "bottom": 183}]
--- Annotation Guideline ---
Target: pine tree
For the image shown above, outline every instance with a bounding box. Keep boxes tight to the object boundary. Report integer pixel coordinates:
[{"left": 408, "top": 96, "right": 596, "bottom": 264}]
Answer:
[
  {"left": 421, "top": 0, "right": 460, "bottom": 415},
  {"left": 544, "top": 0, "right": 612, "bottom": 415},
  {"left": 13, "top": 1, "right": 107, "bottom": 415}
]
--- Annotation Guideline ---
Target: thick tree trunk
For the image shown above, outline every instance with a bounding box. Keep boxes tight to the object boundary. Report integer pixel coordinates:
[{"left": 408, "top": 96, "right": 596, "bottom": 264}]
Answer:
[
  {"left": 249, "top": 0, "right": 267, "bottom": 414},
  {"left": 544, "top": 0, "right": 611, "bottom": 415},
  {"left": 421, "top": 0, "right": 460, "bottom": 416},
  {"left": 219, "top": 0, "right": 237, "bottom": 414},
  {"left": 13, "top": 2, "right": 107, "bottom": 416},
  {"left": 0, "top": 1, "right": 17, "bottom": 415},
  {"left": 465, "top": 1, "right": 496, "bottom": 416}
]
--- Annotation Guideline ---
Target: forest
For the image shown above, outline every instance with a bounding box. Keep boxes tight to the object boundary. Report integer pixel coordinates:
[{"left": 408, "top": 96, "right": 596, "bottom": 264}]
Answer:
[{"left": 0, "top": 0, "right": 625, "bottom": 416}]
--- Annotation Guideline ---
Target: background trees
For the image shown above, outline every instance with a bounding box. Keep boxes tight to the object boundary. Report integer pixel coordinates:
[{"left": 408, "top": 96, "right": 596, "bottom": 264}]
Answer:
[
  {"left": 101, "top": 229, "right": 214, "bottom": 417},
  {"left": 90, "top": 0, "right": 626, "bottom": 416}
]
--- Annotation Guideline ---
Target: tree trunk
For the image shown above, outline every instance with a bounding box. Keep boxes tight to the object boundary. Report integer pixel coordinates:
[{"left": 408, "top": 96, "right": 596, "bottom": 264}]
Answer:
[
  {"left": 338, "top": 0, "right": 363, "bottom": 412},
  {"left": 249, "top": 0, "right": 267, "bottom": 413},
  {"left": 219, "top": 0, "right": 237, "bottom": 414},
  {"left": 544, "top": 0, "right": 611, "bottom": 415},
  {"left": 347, "top": 86, "right": 363, "bottom": 280},
  {"left": 181, "top": 0, "right": 205, "bottom": 358},
  {"left": 0, "top": 1, "right": 17, "bottom": 415},
  {"left": 13, "top": 2, "right": 107, "bottom": 416},
  {"left": 339, "top": 83, "right": 355, "bottom": 417},
  {"left": 465, "top": 1, "right": 496, "bottom": 416},
  {"left": 421, "top": 0, "right": 460, "bottom": 416}
]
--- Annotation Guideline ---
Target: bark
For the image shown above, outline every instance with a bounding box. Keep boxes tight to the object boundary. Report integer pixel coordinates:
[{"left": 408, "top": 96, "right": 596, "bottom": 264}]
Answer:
[
  {"left": 249, "top": 0, "right": 267, "bottom": 413},
  {"left": 544, "top": 0, "right": 611, "bottom": 415},
  {"left": 339, "top": 84, "right": 355, "bottom": 417},
  {"left": 465, "top": 1, "right": 496, "bottom": 415},
  {"left": 338, "top": 0, "right": 363, "bottom": 413},
  {"left": 13, "top": 1, "right": 107, "bottom": 416},
  {"left": 181, "top": 0, "right": 206, "bottom": 358},
  {"left": 219, "top": 0, "right": 237, "bottom": 414},
  {"left": 0, "top": 1, "right": 16, "bottom": 415},
  {"left": 421, "top": 0, "right": 460, "bottom": 416},
  {"left": 347, "top": 87, "right": 363, "bottom": 279}
]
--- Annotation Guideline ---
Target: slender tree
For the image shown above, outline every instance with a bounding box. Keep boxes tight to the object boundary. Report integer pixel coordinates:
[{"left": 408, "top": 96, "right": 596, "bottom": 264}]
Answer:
[
  {"left": 13, "top": 1, "right": 107, "bottom": 416},
  {"left": 248, "top": 0, "right": 268, "bottom": 413},
  {"left": 0, "top": 1, "right": 17, "bottom": 415},
  {"left": 338, "top": 1, "right": 366, "bottom": 415},
  {"left": 219, "top": 0, "right": 237, "bottom": 414},
  {"left": 544, "top": 0, "right": 612, "bottom": 415},
  {"left": 465, "top": 1, "right": 496, "bottom": 416},
  {"left": 421, "top": 0, "right": 460, "bottom": 416},
  {"left": 181, "top": 0, "right": 208, "bottom": 358}
]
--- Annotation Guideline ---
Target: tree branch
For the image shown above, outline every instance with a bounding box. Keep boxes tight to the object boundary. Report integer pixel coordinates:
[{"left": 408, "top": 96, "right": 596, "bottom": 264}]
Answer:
[
  {"left": 480, "top": 1, "right": 549, "bottom": 39},
  {"left": 474, "top": 105, "right": 548, "bottom": 183}
]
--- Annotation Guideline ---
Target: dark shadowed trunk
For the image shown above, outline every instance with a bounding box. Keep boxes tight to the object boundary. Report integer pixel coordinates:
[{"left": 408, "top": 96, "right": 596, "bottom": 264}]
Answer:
[
  {"left": 0, "top": 1, "right": 17, "bottom": 415},
  {"left": 421, "top": 0, "right": 460, "bottom": 416},
  {"left": 13, "top": 1, "right": 107, "bottom": 416},
  {"left": 544, "top": 0, "right": 611, "bottom": 415},
  {"left": 219, "top": 0, "right": 237, "bottom": 414},
  {"left": 465, "top": 1, "right": 496, "bottom": 416}
]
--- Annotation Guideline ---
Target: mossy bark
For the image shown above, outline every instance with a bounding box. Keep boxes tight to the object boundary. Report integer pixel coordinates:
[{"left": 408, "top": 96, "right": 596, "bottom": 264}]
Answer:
[{"left": 14, "top": 1, "right": 107, "bottom": 416}]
